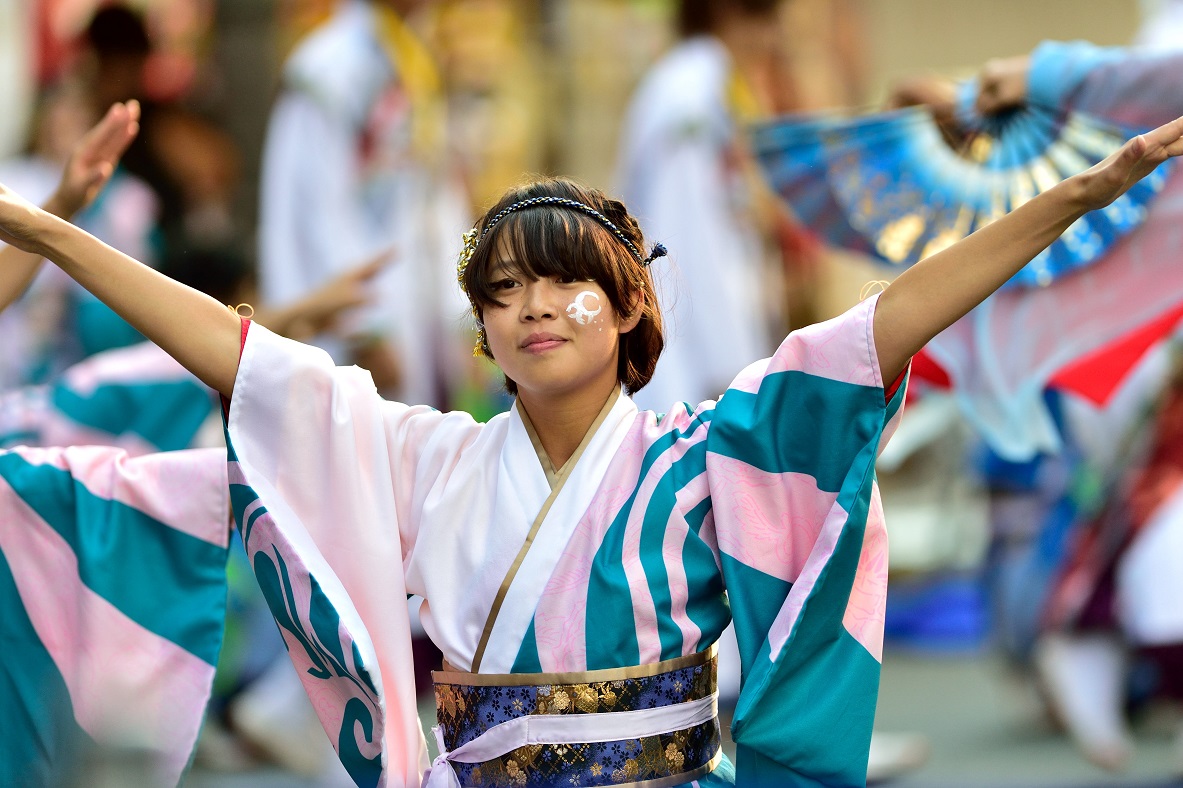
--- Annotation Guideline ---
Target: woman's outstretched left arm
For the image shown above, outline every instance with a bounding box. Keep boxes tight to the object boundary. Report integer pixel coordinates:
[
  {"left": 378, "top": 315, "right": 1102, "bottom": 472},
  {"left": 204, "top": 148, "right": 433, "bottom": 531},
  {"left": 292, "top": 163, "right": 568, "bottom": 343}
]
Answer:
[{"left": 873, "top": 114, "right": 1183, "bottom": 382}]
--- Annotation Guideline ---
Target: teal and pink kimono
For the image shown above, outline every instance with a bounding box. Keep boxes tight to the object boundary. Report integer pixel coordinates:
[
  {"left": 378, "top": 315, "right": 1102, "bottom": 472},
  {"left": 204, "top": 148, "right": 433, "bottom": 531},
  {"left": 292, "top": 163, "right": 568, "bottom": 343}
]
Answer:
[{"left": 225, "top": 294, "right": 906, "bottom": 787}]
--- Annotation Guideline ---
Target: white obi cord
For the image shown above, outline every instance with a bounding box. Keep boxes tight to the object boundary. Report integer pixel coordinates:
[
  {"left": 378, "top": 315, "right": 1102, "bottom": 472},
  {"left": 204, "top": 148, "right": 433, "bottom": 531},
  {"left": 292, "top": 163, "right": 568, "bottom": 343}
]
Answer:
[{"left": 423, "top": 692, "right": 719, "bottom": 788}]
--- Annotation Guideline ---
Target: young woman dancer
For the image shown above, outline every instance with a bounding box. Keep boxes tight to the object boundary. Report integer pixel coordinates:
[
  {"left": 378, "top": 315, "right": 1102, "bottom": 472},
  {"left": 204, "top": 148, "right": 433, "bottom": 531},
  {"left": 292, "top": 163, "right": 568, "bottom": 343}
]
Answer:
[{"left": 1, "top": 114, "right": 1181, "bottom": 787}]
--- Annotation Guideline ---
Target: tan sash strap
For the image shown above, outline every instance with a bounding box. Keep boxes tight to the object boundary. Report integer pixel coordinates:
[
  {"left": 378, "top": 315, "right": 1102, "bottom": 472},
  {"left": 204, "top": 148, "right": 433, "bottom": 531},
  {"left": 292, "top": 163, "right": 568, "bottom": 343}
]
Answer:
[{"left": 438, "top": 642, "right": 717, "bottom": 686}]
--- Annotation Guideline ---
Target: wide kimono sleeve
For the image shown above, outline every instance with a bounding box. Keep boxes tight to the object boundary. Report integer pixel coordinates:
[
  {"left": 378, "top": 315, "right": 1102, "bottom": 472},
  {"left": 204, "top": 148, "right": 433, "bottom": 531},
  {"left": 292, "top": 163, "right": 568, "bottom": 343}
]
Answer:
[
  {"left": 0, "top": 342, "right": 215, "bottom": 455},
  {"left": 1028, "top": 40, "right": 1183, "bottom": 128},
  {"left": 705, "top": 294, "right": 906, "bottom": 787},
  {"left": 224, "top": 322, "right": 482, "bottom": 788},
  {"left": 0, "top": 445, "right": 229, "bottom": 787}
]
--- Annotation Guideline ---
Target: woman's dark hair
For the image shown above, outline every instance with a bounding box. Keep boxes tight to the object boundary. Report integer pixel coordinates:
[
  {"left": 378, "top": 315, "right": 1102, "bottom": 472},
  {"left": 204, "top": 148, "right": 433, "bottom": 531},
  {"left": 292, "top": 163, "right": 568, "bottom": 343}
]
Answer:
[
  {"left": 462, "top": 177, "right": 664, "bottom": 395},
  {"left": 86, "top": 6, "right": 152, "bottom": 57},
  {"left": 678, "top": 0, "right": 784, "bottom": 38}
]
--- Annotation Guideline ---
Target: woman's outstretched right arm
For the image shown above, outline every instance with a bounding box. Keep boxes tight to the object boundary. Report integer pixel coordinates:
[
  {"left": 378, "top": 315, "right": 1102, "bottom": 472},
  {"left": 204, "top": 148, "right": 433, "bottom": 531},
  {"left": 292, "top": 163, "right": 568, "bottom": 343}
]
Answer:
[{"left": 0, "top": 183, "right": 242, "bottom": 396}]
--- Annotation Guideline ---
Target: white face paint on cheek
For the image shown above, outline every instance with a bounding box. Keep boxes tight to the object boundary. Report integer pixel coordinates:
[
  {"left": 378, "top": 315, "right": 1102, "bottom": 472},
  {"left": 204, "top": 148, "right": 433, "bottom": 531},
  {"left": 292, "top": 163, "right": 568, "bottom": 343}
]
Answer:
[{"left": 565, "top": 291, "right": 603, "bottom": 326}]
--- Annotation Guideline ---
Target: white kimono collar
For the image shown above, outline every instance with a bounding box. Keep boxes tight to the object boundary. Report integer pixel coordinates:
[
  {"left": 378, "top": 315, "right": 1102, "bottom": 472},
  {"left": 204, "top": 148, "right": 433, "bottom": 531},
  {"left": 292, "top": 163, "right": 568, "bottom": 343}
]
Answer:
[{"left": 473, "top": 389, "right": 638, "bottom": 672}]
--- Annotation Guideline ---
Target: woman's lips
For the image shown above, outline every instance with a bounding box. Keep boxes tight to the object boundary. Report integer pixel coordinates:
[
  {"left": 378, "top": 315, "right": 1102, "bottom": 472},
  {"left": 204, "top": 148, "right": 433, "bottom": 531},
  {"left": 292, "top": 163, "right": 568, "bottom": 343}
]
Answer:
[{"left": 521, "top": 333, "right": 566, "bottom": 353}]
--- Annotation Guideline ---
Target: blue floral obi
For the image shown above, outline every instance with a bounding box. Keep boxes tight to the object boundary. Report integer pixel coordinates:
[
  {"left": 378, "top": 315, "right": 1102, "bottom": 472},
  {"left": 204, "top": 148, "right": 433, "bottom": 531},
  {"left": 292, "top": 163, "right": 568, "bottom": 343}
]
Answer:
[{"left": 429, "top": 646, "right": 720, "bottom": 788}]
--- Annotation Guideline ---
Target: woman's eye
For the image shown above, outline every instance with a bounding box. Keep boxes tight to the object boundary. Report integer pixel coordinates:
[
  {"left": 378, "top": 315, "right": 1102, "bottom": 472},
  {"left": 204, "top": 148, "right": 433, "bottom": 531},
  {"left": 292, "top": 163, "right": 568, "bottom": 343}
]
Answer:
[
  {"left": 556, "top": 276, "right": 580, "bottom": 285},
  {"left": 494, "top": 279, "right": 519, "bottom": 290}
]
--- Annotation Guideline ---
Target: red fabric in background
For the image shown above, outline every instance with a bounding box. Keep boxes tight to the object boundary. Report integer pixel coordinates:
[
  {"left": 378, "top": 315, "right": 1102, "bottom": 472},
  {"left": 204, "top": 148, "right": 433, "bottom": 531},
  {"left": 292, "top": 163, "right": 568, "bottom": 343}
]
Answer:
[
  {"left": 910, "top": 303, "right": 1183, "bottom": 408},
  {"left": 909, "top": 349, "right": 951, "bottom": 389},
  {"left": 1047, "top": 303, "right": 1183, "bottom": 406}
]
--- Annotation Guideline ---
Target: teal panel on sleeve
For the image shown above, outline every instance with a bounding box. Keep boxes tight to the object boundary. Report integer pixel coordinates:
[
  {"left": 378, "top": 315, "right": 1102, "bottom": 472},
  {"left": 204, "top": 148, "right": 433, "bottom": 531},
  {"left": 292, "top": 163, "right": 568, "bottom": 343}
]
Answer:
[
  {"left": 0, "top": 549, "right": 93, "bottom": 787},
  {"left": 0, "top": 453, "right": 228, "bottom": 665},
  {"left": 709, "top": 371, "right": 883, "bottom": 492}
]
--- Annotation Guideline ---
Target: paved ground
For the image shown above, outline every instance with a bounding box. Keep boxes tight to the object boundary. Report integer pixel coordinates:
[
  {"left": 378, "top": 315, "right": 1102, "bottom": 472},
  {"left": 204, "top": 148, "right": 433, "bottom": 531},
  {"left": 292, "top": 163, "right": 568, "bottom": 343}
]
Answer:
[
  {"left": 186, "top": 648, "right": 1182, "bottom": 787},
  {"left": 873, "top": 649, "right": 1181, "bottom": 788}
]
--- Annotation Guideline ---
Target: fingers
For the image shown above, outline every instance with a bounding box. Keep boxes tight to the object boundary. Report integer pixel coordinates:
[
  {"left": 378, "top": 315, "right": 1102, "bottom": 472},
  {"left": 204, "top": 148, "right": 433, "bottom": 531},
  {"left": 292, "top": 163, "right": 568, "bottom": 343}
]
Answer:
[
  {"left": 97, "top": 105, "right": 139, "bottom": 162},
  {"left": 81, "top": 102, "right": 140, "bottom": 165},
  {"left": 84, "top": 163, "right": 115, "bottom": 202},
  {"left": 1147, "top": 115, "right": 1183, "bottom": 154},
  {"left": 1120, "top": 131, "right": 1149, "bottom": 160},
  {"left": 357, "top": 247, "right": 396, "bottom": 277},
  {"left": 975, "top": 86, "right": 1007, "bottom": 117}
]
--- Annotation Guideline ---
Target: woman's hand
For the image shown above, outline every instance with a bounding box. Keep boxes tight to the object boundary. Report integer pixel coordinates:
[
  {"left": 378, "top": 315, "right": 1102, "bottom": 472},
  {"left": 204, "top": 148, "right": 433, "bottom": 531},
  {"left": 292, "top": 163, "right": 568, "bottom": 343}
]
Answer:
[
  {"left": 975, "top": 55, "right": 1030, "bottom": 115},
  {"left": 292, "top": 251, "right": 390, "bottom": 336},
  {"left": 1073, "top": 114, "right": 1183, "bottom": 212},
  {"left": 885, "top": 74, "right": 962, "bottom": 147},
  {"left": 46, "top": 101, "right": 140, "bottom": 219}
]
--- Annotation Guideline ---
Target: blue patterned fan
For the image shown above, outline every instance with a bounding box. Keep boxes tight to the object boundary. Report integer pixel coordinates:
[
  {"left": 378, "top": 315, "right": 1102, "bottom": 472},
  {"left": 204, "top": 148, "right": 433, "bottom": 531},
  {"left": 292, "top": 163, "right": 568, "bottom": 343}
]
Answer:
[{"left": 750, "top": 89, "right": 1174, "bottom": 288}]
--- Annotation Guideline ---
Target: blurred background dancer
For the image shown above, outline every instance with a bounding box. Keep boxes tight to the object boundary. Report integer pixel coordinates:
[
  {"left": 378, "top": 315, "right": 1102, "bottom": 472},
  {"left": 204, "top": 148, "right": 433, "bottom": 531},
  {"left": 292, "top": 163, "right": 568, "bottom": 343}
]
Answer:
[{"left": 258, "top": 0, "right": 472, "bottom": 406}]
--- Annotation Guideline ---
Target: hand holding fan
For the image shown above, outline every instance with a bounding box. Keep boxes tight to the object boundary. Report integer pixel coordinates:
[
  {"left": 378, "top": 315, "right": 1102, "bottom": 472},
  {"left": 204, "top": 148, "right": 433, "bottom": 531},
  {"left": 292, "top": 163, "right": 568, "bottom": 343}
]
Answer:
[{"left": 750, "top": 85, "right": 1175, "bottom": 288}]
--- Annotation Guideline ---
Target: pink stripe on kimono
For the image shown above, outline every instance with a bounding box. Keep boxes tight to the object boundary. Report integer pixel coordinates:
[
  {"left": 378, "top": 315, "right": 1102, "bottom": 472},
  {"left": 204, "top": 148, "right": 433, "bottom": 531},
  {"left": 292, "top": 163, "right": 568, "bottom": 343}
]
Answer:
[
  {"left": 40, "top": 410, "right": 160, "bottom": 456},
  {"left": 531, "top": 412, "right": 651, "bottom": 672},
  {"left": 842, "top": 491, "right": 889, "bottom": 662},
  {"left": 663, "top": 471, "right": 711, "bottom": 657},
  {"left": 531, "top": 404, "right": 708, "bottom": 671},
  {"left": 621, "top": 416, "right": 711, "bottom": 665},
  {"left": 59, "top": 342, "right": 192, "bottom": 396},
  {"left": 758, "top": 483, "right": 890, "bottom": 665},
  {"left": 729, "top": 298, "right": 885, "bottom": 395},
  {"left": 708, "top": 454, "right": 840, "bottom": 584}
]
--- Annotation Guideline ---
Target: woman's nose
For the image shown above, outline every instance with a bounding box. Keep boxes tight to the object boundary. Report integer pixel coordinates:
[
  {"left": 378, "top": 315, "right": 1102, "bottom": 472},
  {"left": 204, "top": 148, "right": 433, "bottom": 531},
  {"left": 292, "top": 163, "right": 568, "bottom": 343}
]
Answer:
[{"left": 520, "top": 280, "right": 559, "bottom": 321}]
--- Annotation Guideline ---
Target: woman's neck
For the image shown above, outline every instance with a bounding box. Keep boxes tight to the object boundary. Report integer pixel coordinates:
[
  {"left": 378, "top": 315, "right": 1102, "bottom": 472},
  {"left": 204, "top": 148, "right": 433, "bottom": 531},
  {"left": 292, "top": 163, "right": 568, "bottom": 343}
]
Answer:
[{"left": 517, "top": 378, "right": 619, "bottom": 470}]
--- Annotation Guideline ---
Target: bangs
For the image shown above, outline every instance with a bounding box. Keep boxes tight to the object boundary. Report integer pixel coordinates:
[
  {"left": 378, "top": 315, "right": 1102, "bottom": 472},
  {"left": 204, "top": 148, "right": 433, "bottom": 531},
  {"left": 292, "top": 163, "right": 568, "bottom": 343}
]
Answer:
[{"left": 465, "top": 206, "right": 634, "bottom": 313}]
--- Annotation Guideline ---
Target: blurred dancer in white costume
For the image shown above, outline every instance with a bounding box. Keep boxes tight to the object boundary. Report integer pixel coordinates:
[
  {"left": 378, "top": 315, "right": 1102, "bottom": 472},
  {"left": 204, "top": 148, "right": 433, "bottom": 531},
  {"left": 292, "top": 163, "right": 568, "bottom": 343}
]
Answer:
[
  {"left": 259, "top": 0, "right": 470, "bottom": 407},
  {"left": 615, "top": 0, "right": 788, "bottom": 414}
]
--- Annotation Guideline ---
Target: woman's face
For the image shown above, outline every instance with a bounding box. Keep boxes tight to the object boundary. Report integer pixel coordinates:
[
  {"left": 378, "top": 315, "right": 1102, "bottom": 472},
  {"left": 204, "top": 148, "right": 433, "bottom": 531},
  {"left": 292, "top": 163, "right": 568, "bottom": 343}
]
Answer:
[{"left": 481, "top": 243, "right": 639, "bottom": 401}]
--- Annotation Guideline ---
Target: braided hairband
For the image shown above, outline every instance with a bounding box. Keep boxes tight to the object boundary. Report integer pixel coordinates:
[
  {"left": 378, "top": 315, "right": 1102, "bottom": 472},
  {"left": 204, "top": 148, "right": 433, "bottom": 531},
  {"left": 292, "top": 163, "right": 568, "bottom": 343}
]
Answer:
[{"left": 456, "top": 196, "right": 667, "bottom": 288}]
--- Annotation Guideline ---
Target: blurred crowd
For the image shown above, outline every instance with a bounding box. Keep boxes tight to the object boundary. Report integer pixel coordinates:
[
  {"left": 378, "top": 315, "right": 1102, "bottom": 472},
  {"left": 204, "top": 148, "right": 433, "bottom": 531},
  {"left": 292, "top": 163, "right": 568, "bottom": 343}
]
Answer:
[{"left": 2, "top": 0, "right": 1182, "bottom": 784}]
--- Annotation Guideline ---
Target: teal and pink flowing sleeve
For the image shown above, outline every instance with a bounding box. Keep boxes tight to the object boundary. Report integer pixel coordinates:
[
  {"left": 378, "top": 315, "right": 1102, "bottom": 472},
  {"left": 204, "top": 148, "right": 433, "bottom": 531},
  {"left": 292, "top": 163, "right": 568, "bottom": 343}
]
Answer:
[
  {"left": 0, "top": 445, "right": 229, "bottom": 786},
  {"left": 705, "top": 294, "right": 907, "bottom": 787},
  {"left": 225, "top": 321, "right": 480, "bottom": 787}
]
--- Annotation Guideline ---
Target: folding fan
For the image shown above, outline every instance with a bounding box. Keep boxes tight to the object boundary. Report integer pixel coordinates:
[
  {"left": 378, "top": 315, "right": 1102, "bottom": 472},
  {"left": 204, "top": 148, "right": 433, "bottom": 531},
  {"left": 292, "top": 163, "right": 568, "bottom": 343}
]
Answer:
[{"left": 750, "top": 89, "right": 1175, "bottom": 288}]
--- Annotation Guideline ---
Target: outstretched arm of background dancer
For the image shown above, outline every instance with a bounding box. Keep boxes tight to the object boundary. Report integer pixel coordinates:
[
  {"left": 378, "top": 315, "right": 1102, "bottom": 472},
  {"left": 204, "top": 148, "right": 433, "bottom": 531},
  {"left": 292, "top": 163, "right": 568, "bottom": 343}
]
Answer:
[
  {"left": 0, "top": 101, "right": 140, "bottom": 314},
  {"left": 975, "top": 45, "right": 1183, "bottom": 128},
  {"left": 255, "top": 251, "right": 390, "bottom": 341},
  {"left": 873, "top": 114, "right": 1183, "bottom": 383}
]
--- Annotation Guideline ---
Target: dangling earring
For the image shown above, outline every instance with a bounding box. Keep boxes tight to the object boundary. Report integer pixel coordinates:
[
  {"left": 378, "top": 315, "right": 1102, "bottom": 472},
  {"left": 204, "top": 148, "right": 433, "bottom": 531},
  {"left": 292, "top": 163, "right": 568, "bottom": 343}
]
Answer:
[{"left": 474, "top": 326, "right": 492, "bottom": 359}]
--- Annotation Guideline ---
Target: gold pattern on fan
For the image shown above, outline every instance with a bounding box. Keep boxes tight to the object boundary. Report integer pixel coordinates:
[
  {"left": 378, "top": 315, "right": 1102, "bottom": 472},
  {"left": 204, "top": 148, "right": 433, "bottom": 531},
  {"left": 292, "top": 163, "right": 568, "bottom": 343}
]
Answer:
[
  {"left": 921, "top": 205, "right": 975, "bottom": 260},
  {"left": 876, "top": 213, "right": 925, "bottom": 263}
]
